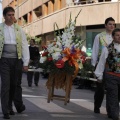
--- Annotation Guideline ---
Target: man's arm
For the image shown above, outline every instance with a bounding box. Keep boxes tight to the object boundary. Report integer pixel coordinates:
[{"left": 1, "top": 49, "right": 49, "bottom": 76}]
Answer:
[
  {"left": 94, "top": 47, "right": 108, "bottom": 81},
  {"left": 20, "top": 27, "right": 30, "bottom": 71},
  {"left": 91, "top": 34, "right": 100, "bottom": 67}
]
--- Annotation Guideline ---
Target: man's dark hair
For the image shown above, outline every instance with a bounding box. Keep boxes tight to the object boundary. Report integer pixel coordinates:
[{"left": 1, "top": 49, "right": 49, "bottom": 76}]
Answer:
[
  {"left": 3, "top": 6, "right": 15, "bottom": 16},
  {"left": 112, "top": 28, "right": 120, "bottom": 36},
  {"left": 31, "top": 39, "right": 35, "bottom": 44},
  {"left": 105, "top": 17, "right": 115, "bottom": 25}
]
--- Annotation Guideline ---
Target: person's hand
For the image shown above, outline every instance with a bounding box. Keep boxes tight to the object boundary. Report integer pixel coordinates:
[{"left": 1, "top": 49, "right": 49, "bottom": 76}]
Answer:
[
  {"left": 91, "top": 65, "right": 95, "bottom": 70},
  {"left": 97, "top": 79, "right": 102, "bottom": 83},
  {"left": 13, "top": 17, "right": 17, "bottom": 23},
  {"left": 23, "top": 66, "right": 28, "bottom": 72},
  {"left": 29, "top": 60, "right": 33, "bottom": 64},
  {"left": 93, "top": 73, "right": 97, "bottom": 79}
]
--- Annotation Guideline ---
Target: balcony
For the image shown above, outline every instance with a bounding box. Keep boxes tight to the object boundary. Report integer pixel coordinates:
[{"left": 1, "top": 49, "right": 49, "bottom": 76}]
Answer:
[{"left": 22, "top": 1, "right": 120, "bottom": 36}]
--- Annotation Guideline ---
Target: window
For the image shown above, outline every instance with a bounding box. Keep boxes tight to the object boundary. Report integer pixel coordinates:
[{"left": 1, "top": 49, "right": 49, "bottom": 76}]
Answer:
[
  {"left": 33, "top": 6, "right": 42, "bottom": 18},
  {"left": 86, "top": 32, "right": 100, "bottom": 56}
]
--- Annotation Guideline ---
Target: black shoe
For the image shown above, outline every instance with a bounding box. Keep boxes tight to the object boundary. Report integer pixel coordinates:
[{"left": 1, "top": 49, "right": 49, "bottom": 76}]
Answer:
[
  {"left": 108, "top": 114, "right": 112, "bottom": 118},
  {"left": 112, "top": 117, "right": 119, "bottom": 120},
  {"left": 35, "top": 83, "right": 38, "bottom": 86},
  {"left": 28, "top": 84, "right": 32, "bottom": 87},
  {"left": 108, "top": 114, "right": 119, "bottom": 120},
  {"left": 3, "top": 114, "right": 10, "bottom": 119},
  {"left": 17, "top": 105, "right": 26, "bottom": 113},
  {"left": 9, "top": 110, "right": 15, "bottom": 115},
  {"left": 94, "top": 108, "right": 100, "bottom": 113}
]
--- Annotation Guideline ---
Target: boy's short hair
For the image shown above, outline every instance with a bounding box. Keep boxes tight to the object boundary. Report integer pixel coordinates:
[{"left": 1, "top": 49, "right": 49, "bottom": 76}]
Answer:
[
  {"left": 31, "top": 39, "right": 35, "bottom": 44},
  {"left": 105, "top": 17, "right": 115, "bottom": 25},
  {"left": 3, "top": 6, "right": 15, "bottom": 16},
  {"left": 112, "top": 28, "right": 120, "bottom": 36}
]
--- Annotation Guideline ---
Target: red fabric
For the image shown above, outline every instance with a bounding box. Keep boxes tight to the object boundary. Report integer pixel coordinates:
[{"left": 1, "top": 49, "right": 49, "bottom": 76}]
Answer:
[{"left": 107, "top": 72, "right": 120, "bottom": 77}]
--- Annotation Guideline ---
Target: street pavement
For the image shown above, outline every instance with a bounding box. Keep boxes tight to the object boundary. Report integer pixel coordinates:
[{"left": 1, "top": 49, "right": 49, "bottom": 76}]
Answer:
[{"left": 0, "top": 73, "right": 116, "bottom": 120}]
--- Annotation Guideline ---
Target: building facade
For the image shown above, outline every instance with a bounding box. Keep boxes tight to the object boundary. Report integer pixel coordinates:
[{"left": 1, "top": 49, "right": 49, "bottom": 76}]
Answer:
[{"left": 2, "top": 0, "right": 120, "bottom": 56}]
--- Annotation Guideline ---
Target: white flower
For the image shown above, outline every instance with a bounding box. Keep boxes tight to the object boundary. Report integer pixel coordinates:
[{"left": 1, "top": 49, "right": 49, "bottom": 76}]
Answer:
[
  {"left": 57, "top": 36, "right": 61, "bottom": 41},
  {"left": 54, "top": 47, "right": 62, "bottom": 52},
  {"left": 70, "top": 25, "right": 75, "bottom": 31},
  {"left": 39, "top": 56, "right": 47, "bottom": 63},
  {"left": 66, "top": 28, "right": 70, "bottom": 32},
  {"left": 66, "top": 32, "right": 70, "bottom": 37},
  {"left": 52, "top": 52, "right": 61, "bottom": 60},
  {"left": 78, "top": 61, "right": 83, "bottom": 69},
  {"left": 47, "top": 44, "right": 53, "bottom": 48},
  {"left": 74, "top": 43, "right": 79, "bottom": 48},
  {"left": 56, "top": 41, "right": 61, "bottom": 47},
  {"left": 71, "top": 21, "right": 75, "bottom": 26},
  {"left": 47, "top": 47, "right": 54, "bottom": 54},
  {"left": 48, "top": 54, "right": 51, "bottom": 57},
  {"left": 54, "top": 38, "right": 57, "bottom": 41}
]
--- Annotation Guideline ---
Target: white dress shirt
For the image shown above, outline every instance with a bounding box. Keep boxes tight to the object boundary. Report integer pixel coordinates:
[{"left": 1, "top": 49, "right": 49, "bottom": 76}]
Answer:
[
  {"left": 3, "top": 24, "right": 30, "bottom": 66},
  {"left": 94, "top": 42, "right": 120, "bottom": 80},
  {"left": 91, "top": 32, "right": 113, "bottom": 66}
]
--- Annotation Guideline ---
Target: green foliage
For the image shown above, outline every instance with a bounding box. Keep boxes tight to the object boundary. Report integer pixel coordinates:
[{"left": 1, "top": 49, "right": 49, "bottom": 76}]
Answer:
[
  {"left": 39, "top": 60, "right": 75, "bottom": 75},
  {"left": 26, "top": 33, "right": 42, "bottom": 45},
  {"left": 34, "top": 36, "right": 42, "bottom": 45},
  {"left": 23, "top": 20, "right": 27, "bottom": 25},
  {"left": 26, "top": 33, "right": 31, "bottom": 42},
  {"left": 72, "top": 34, "right": 85, "bottom": 48},
  {"left": 80, "top": 59, "right": 94, "bottom": 79}
]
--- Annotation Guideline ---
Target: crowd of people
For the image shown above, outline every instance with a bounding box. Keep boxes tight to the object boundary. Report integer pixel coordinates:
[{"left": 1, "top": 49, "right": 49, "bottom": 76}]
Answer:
[{"left": 0, "top": 6, "right": 120, "bottom": 120}]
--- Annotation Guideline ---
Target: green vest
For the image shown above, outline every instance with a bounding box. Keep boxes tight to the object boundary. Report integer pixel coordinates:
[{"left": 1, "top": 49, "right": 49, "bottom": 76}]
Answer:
[
  {"left": 0, "top": 23, "right": 22, "bottom": 59},
  {"left": 99, "top": 31, "right": 108, "bottom": 54}
]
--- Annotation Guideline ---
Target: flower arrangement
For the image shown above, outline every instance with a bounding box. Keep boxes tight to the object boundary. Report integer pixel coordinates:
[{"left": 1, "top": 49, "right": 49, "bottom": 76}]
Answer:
[
  {"left": 39, "top": 10, "right": 89, "bottom": 90},
  {"left": 39, "top": 10, "right": 86, "bottom": 78}
]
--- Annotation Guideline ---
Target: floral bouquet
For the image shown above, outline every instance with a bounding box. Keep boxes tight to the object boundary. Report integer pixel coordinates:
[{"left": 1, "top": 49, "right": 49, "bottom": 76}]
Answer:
[{"left": 39, "top": 10, "right": 87, "bottom": 89}]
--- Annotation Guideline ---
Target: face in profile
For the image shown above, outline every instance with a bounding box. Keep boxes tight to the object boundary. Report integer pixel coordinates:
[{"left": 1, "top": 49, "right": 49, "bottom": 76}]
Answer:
[{"left": 113, "top": 31, "right": 120, "bottom": 44}]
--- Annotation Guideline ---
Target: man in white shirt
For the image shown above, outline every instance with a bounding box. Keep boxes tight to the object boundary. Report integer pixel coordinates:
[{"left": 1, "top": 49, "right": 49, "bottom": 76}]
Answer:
[
  {"left": 91, "top": 17, "right": 115, "bottom": 113},
  {"left": 95, "top": 28, "right": 120, "bottom": 120},
  {"left": 0, "top": 7, "right": 29, "bottom": 119}
]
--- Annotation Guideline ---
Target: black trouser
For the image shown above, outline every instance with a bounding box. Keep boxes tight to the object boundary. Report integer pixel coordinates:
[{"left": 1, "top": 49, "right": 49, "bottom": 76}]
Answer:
[
  {"left": 0, "top": 58, "right": 21, "bottom": 114},
  {"left": 106, "top": 74, "right": 120, "bottom": 120},
  {"left": 94, "top": 70, "right": 106, "bottom": 110},
  {"left": 94, "top": 80, "right": 105, "bottom": 110},
  {"left": 14, "top": 62, "right": 24, "bottom": 111},
  {"left": 27, "top": 71, "right": 39, "bottom": 86}
]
